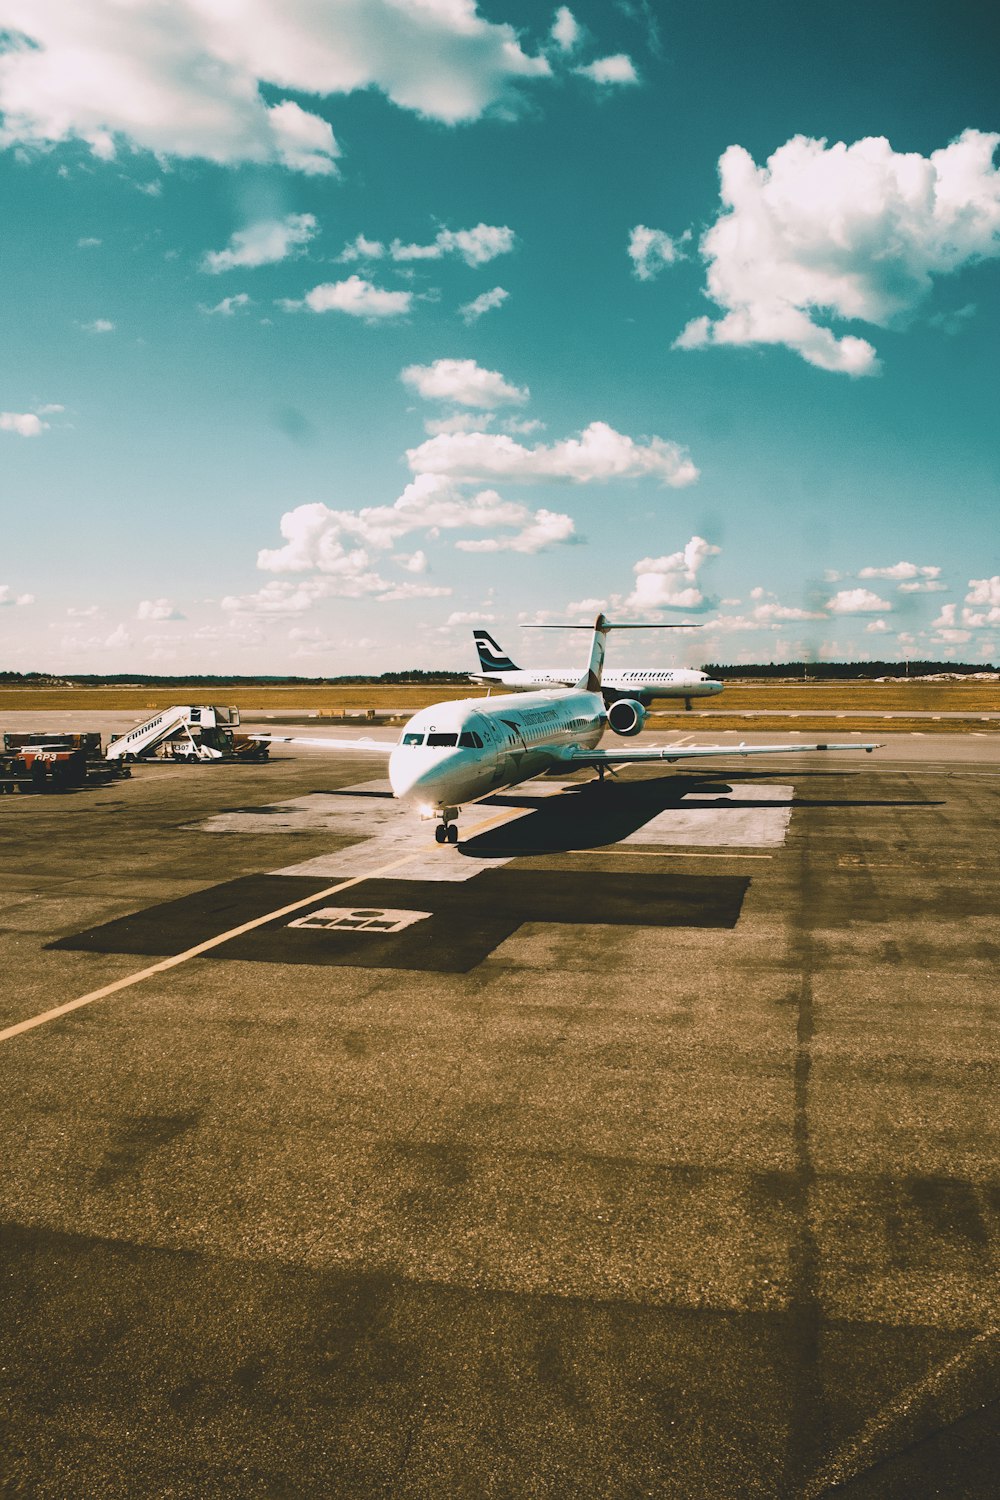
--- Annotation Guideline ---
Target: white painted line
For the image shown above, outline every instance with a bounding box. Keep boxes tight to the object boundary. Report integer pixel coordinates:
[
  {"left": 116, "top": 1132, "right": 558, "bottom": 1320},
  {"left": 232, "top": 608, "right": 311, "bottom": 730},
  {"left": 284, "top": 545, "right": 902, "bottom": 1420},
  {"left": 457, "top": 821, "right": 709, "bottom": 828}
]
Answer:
[{"left": 0, "top": 801, "right": 514, "bottom": 1047}]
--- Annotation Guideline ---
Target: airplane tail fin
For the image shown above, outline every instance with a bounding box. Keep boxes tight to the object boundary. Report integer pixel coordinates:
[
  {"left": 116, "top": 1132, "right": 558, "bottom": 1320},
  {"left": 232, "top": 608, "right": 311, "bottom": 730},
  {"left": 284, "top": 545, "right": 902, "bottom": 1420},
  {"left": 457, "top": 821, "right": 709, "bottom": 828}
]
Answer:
[
  {"left": 474, "top": 629, "right": 520, "bottom": 673},
  {"left": 574, "top": 614, "right": 611, "bottom": 693}
]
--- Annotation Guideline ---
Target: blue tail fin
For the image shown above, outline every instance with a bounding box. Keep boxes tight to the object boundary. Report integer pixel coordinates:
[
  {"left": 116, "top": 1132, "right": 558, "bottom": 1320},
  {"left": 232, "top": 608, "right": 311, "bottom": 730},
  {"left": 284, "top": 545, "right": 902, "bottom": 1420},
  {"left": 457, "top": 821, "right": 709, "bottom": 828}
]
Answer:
[{"left": 474, "top": 630, "right": 520, "bottom": 673}]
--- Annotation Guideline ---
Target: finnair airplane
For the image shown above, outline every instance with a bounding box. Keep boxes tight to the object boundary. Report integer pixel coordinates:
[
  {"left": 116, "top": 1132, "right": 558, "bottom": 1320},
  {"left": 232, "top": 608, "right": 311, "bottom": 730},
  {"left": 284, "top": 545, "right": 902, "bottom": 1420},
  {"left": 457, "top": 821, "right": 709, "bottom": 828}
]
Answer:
[
  {"left": 255, "top": 614, "right": 879, "bottom": 844},
  {"left": 471, "top": 628, "right": 723, "bottom": 709}
]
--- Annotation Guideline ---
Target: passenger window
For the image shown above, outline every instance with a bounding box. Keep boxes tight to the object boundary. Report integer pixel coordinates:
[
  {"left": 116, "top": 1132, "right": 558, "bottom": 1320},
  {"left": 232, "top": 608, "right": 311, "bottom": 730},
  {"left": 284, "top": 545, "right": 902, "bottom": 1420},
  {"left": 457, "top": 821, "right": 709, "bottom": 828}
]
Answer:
[
  {"left": 427, "top": 732, "right": 458, "bottom": 747},
  {"left": 402, "top": 732, "right": 424, "bottom": 746}
]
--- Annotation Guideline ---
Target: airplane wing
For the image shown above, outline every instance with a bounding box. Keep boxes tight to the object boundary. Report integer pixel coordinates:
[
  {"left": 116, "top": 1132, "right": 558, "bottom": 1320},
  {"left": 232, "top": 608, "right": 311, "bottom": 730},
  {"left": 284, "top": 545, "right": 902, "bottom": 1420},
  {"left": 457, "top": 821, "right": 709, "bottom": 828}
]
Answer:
[
  {"left": 248, "top": 734, "right": 394, "bottom": 754},
  {"left": 558, "top": 740, "right": 881, "bottom": 766}
]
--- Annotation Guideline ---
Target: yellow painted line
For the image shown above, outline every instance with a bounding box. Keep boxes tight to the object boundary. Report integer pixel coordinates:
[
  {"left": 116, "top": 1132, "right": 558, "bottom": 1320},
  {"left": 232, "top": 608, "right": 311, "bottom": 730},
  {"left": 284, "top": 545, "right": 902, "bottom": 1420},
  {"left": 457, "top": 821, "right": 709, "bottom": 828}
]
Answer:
[{"left": 2, "top": 798, "right": 544, "bottom": 1046}]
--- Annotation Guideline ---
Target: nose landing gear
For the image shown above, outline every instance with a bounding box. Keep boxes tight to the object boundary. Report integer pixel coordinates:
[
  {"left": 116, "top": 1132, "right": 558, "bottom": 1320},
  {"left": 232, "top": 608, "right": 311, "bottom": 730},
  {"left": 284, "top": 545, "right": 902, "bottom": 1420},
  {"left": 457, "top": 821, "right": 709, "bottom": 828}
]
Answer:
[{"left": 434, "top": 810, "right": 460, "bottom": 845}]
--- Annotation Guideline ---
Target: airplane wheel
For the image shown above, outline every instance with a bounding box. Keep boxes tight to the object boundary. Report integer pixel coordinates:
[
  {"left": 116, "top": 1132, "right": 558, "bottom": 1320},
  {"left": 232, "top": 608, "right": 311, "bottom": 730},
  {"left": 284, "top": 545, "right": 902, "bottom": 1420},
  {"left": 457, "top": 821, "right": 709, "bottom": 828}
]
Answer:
[
  {"left": 435, "top": 825, "right": 448, "bottom": 844},
  {"left": 447, "top": 824, "right": 459, "bottom": 844}
]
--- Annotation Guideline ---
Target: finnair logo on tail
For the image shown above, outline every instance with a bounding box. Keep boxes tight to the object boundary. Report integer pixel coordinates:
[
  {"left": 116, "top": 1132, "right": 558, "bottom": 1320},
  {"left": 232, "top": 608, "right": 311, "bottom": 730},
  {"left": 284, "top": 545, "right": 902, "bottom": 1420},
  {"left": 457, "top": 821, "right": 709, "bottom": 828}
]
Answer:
[{"left": 474, "top": 631, "right": 519, "bottom": 672}]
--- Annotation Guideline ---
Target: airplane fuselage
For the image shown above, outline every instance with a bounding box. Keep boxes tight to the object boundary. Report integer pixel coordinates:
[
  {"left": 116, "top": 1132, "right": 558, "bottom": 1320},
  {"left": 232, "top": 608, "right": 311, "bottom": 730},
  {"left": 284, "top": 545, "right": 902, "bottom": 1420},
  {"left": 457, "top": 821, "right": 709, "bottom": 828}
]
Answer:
[
  {"left": 388, "top": 686, "right": 606, "bottom": 815},
  {"left": 470, "top": 667, "right": 723, "bottom": 702}
]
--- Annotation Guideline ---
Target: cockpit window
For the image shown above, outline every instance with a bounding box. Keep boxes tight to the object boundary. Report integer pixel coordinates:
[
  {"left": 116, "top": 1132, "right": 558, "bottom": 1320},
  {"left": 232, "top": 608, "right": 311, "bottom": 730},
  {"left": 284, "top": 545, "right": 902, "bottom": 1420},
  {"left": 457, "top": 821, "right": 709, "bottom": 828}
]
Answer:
[
  {"left": 402, "top": 732, "right": 424, "bottom": 746},
  {"left": 459, "top": 731, "right": 483, "bottom": 748},
  {"left": 427, "top": 732, "right": 458, "bottom": 747}
]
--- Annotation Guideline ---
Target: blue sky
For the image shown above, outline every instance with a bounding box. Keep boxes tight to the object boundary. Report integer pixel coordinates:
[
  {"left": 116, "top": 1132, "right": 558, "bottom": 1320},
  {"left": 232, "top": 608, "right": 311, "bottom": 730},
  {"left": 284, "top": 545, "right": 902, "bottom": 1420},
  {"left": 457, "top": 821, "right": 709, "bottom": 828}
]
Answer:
[{"left": 1, "top": 0, "right": 998, "bottom": 674}]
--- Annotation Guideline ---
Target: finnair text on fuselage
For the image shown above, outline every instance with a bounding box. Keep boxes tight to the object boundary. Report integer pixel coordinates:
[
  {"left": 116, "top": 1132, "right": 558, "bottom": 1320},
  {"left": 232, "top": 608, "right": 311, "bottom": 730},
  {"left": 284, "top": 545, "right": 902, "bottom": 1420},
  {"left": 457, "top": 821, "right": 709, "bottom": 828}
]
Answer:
[{"left": 473, "top": 667, "right": 723, "bottom": 702}]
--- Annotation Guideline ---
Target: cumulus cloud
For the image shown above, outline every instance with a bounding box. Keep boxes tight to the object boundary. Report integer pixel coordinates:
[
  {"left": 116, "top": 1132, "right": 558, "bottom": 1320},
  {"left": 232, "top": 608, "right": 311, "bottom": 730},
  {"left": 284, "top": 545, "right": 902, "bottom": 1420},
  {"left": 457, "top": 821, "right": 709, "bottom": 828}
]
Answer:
[
  {"left": 82, "top": 318, "right": 115, "bottom": 333},
  {"left": 675, "top": 129, "right": 1000, "bottom": 374},
  {"left": 395, "top": 550, "right": 428, "bottom": 574},
  {"left": 0, "top": 2, "right": 557, "bottom": 171},
  {"left": 338, "top": 233, "right": 386, "bottom": 263},
  {"left": 624, "top": 536, "right": 720, "bottom": 612},
  {"left": 866, "top": 619, "right": 889, "bottom": 633},
  {"left": 137, "top": 598, "right": 184, "bottom": 621},
  {"left": 0, "top": 584, "right": 34, "bottom": 605},
  {"left": 460, "top": 285, "right": 509, "bottom": 323},
  {"left": 199, "top": 293, "right": 252, "bottom": 317},
  {"left": 257, "top": 476, "right": 578, "bottom": 577},
  {"left": 961, "top": 577, "right": 1000, "bottom": 627},
  {"left": 455, "top": 508, "right": 577, "bottom": 553},
  {"left": 390, "top": 223, "right": 515, "bottom": 267},
  {"left": 282, "top": 277, "right": 412, "bottom": 319},
  {"left": 575, "top": 54, "right": 639, "bottom": 86},
  {"left": 201, "top": 214, "right": 317, "bottom": 273},
  {"left": 826, "top": 588, "right": 892, "bottom": 614},
  {"left": 0, "top": 411, "right": 45, "bottom": 436},
  {"left": 401, "top": 358, "right": 528, "bottom": 409},
  {"left": 423, "top": 412, "right": 487, "bottom": 436},
  {"left": 628, "top": 225, "right": 688, "bottom": 281},
  {"left": 407, "top": 420, "right": 698, "bottom": 486}
]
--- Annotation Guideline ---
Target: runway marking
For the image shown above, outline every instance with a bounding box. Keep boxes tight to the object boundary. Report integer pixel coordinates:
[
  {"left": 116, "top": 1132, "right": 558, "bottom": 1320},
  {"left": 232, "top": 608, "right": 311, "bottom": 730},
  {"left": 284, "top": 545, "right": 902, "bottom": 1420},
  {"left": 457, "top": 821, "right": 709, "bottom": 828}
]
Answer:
[{"left": 1, "top": 801, "right": 518, "bottom": 1046}]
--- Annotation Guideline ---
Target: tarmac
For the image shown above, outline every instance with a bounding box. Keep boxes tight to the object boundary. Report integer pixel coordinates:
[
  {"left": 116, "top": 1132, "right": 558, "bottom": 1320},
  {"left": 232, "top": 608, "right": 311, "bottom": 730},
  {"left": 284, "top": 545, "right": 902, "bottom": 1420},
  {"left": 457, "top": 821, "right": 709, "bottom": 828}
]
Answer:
[{"left": 1, "top": 713, "right": 997, "bottom": 1498}]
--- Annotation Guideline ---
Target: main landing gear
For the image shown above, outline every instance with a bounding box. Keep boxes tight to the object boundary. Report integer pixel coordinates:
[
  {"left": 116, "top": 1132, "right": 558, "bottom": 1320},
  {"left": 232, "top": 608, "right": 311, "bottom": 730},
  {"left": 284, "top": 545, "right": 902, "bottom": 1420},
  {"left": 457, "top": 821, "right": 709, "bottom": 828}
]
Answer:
[{"left": 435, "top": 811, "right": 460, "bottom": 845}]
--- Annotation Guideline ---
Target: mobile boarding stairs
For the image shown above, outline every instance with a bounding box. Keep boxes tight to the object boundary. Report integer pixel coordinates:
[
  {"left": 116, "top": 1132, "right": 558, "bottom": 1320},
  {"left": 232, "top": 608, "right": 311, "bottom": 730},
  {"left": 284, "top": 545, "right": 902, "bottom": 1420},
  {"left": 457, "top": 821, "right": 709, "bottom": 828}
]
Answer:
[{"left": 106, "top": 705, "right": 244, "bottom": 762}]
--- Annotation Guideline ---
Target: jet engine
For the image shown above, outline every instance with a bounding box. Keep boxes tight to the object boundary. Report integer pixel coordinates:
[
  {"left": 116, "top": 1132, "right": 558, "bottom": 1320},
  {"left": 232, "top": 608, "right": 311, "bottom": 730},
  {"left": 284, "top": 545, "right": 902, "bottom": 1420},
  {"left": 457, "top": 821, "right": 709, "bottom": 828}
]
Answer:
[{"left": 606, "top": 698, "right": 647, "bottom": 737}]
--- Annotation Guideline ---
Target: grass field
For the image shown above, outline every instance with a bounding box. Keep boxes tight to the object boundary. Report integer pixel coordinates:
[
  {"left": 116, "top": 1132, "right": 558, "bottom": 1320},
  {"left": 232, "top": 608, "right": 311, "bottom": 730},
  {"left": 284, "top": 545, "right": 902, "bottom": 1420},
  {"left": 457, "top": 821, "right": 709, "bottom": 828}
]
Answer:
[{"left": 2, "top": 680, "right": 997, "bottom": 719}]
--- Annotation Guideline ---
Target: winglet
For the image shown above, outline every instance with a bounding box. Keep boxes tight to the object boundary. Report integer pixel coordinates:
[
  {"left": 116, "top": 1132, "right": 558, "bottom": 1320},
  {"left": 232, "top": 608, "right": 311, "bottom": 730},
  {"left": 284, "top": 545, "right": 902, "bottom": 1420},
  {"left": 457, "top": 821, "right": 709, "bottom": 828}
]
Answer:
[{"left": 574, "top": 613, "right": 611, "bottom": 693}]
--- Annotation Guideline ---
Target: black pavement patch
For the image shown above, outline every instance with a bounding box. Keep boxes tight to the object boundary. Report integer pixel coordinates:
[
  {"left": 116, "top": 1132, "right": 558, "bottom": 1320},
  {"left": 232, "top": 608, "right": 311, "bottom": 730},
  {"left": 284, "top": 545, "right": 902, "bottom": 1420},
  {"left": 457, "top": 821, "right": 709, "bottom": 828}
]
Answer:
[{"left": 50, "top": 868, "right": 749, "bottom": 974}]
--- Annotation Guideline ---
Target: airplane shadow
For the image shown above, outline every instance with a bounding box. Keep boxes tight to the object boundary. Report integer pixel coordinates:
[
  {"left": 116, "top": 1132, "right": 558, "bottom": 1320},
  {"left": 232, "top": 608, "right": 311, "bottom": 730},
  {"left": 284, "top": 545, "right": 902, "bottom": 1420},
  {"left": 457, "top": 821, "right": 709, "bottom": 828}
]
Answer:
[{"left": 461, "top": 772, "right": 943, "bottom": 859}]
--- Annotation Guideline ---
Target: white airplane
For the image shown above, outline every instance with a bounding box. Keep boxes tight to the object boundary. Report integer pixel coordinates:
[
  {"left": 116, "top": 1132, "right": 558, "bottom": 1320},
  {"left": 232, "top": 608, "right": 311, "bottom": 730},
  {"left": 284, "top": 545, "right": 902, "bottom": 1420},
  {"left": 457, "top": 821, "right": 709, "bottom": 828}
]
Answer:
[
  {"left": 470, "top": 627, "right": 723, "bottom": 709},
  {"left": 255, "top": 614, "right": 879, "bottom": 844}
]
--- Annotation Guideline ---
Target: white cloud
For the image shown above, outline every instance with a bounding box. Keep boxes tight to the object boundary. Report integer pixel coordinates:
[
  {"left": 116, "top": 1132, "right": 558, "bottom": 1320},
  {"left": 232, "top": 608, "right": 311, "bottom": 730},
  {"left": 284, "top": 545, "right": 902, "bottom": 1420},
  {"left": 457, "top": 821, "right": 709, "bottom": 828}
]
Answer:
[
  {"left": 447, "top": 610, "right": 496, "bottom": 625},
  {"left": 675, "top": 129, "right": 1000, "bottom": 374},
  {"left": 826, "top": 588, "right": 892, "bottom": 614},
  {"left": 338, "top": 233, "right": 386, "bottom": 263},
  {"left": 460, "top": 285, "right": 509, "bottom": 324},
  {"left": 284, "top": 277, "right": 412, "bottom": 320},
  {"left": 407, "top": 420, "right": 698, "bottom": 486},
  {"left": 395, "top": 550, "right": 428, "bottom": 574},
  {"left": 390, "top": 223, "right": 516, "bottom": 267},
  {"left": 104, "top": 623, "right": 132, "bottom": 650},
  {"left": 753, "top": 602, "right": 826, "bottom": 622},
  {"left": 137, "top": 598, "right": 184, "bottom": 621},
  {"left": 625, "top": 536, "right": 720, "bottom": 612},
  {"left": 628, "top": 225, "right": 687, "bottom": 281},
  {"left": 0, "top": 585, "right": 34, "bottom": 606},
  {"left": 199, "top": 293, "right": 252, "bottom": 317},
  {"left": 575, "top": 54, "right": 639, "bottom": 86},
  {"left": 258, "top": 476, "right": 578, "bottom": 574},
  {"left": 401, "top": 358, "right": 528, "bottom": 409},
  {"left": 423, "top": 412, "right": 487, "bottom": 436},
  {"left": 865, "top": 619, "right": 889, "bottom": 633},
  {"left": 77, "top": 236, "right": 101, "bottom": 248},
  {"left": 455, "top": 508, "right": 577, "bottom": 553},
  {"left": 500, "top": 416, "right": 545, "bottom": 436},
  {"left": 0, "top": 411, "right": 45, "bottom": 436},
  {"left": 82, "top": 318, "right": 115, "bottom": 333},
  {"left": 967, "top": 577, "right": 1000, "bottom": 608},
  {"left": 897, "top": 579, "right": 947, "bottom": 593},
  {"left": 201, "top": 214, "right": 317, "bottom": 273},
  {"left": 0, "top": 2, "right": 558, "bottom": 171},
  {"left": 958, "top": 579, "right": 1000, "bottom": 628},
  {"left": 858, "top": 561, "right": 941, "bottom": 580},
  {"left": 551, "top": 8, "right": 581, "bottom": 52}
]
